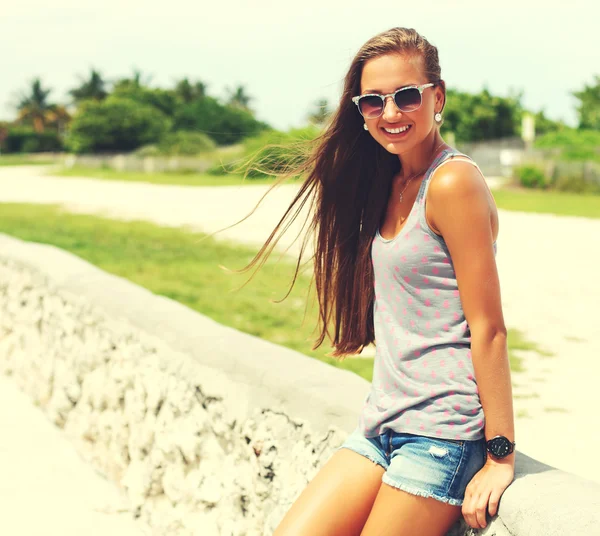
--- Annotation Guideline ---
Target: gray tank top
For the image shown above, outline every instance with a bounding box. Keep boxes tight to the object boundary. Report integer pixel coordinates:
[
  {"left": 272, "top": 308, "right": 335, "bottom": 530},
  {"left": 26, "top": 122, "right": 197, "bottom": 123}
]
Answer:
[{"left": 358, "top": 148, "right": 496, "bottom": 441}]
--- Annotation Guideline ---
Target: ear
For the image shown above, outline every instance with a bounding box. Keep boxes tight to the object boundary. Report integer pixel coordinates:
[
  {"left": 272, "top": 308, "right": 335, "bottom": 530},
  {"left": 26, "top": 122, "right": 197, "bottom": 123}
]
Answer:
[{"left": 435, "top": 80, "right": 447, "bottom": 113}]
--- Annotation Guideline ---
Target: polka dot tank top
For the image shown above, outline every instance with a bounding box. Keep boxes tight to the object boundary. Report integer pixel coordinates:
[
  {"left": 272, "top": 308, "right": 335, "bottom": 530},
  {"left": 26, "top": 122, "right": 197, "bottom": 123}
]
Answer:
[{"left": 358, "top": 148, "right": 496, "bottom": 441}]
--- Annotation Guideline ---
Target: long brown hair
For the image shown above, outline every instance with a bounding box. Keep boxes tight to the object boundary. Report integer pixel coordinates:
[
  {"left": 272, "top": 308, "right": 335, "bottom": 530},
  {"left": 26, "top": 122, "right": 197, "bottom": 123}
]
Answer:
[{"left": 231, "top": 27, "right": 445, "bottom": 358}]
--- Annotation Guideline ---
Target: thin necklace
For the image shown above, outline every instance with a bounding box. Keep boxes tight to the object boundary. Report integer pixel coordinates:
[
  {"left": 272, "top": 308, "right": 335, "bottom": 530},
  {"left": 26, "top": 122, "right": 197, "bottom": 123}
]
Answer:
[{"left": 397, "top": 142, "right": 446, "bottom": 203}]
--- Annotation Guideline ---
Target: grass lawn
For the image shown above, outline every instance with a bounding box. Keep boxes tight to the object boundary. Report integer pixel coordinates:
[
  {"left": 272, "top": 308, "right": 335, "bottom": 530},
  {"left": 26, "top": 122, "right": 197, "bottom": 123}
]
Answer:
[
  {"left": 0, "top": 154, "right": 57, "bottom": 166},
  {"left": 0, "top": 203, "right": 535, "bottom": 380},
  {"left": 49, "top": 167, "right": 600, "bottom": 218},
  {"left": 491, "top": 186, "right": 600, "bottom": 219}
]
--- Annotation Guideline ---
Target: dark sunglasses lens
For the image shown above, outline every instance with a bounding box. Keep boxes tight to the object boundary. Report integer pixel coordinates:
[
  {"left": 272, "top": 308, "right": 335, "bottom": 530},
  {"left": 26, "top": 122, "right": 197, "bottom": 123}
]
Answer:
[
  {"left": 395, "top": 87, "right": 422, "bottom": 111},
  {"left": 359, "top": 96, "right": 383, "bottom": 118}
]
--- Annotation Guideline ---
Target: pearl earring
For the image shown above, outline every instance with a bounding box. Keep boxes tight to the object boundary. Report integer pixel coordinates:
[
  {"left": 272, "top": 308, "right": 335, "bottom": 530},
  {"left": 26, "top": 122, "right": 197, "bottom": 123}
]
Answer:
[
  {"left": 363, "top": 123, "right": 368, "bottom": 130},
  {"left": 434, "top": 112, "right": 442, "bottom": 123}
]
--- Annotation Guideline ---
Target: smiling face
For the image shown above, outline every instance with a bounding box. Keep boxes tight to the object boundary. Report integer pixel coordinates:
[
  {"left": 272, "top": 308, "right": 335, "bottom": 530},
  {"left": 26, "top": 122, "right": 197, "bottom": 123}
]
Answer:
[{"left": 359, "top": 53, "right": 445, "bottom": 155}]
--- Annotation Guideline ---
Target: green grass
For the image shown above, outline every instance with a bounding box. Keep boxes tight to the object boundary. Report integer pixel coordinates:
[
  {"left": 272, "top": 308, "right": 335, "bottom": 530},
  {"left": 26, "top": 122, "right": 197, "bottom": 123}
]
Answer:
[
  {"left": 0, "top": 154, "right": 57, "bottom": 166},
  {"left": 544, "top": 407, "right": 569, "bottom": 413},
  {"left": 507, "top": 328, "right": 554, "bottom": 371},
  {"left": 0, "top": 203, "right": 372, "bottom": 380},
  {"left": 51, "top": 166, "right": 298, "bottom": 187},
  {"left": 491, "top": 187, "right": 600, "bottom": 219},
  {"left": 0, "top": 203, "right": 537, "bottom": 381}
]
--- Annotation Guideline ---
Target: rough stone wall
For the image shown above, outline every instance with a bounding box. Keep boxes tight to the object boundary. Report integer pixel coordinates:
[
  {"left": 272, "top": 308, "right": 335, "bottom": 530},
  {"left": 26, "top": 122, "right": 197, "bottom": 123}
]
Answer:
[
  {"left": 2, "top": 234, "right": 600, "bottom": 536},
  {"left": 0, "top": 257, "right": 346, "bottom": 535}
]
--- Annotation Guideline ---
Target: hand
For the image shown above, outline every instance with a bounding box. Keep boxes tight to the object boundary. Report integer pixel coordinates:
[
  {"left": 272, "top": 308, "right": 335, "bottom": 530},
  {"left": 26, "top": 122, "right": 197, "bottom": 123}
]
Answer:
[{"left": 462, "top": 458, "right": 515, "bottom": 529}]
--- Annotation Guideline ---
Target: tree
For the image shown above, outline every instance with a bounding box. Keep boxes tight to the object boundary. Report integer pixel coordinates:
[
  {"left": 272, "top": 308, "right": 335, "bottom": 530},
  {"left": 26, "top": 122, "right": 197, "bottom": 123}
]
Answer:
[
  {"left": 442, "top": 87, "right": 523, "bottom": 142},
  {"left": 531, "top": 109, "right": 568, "bottom": 136},
  {"left": 307, "top": 98, "right": 331, "bottom": 127},
  {"left": 0, "top": 122, "right": 9, "bottom": 152},
  {"left": 69, "top": 68, "right": 108, "bottom": 103},
  {"left": 112, "top": 84, "right": 179, "bottom": 117},
  {"left": 112, "top": 68, "right": 154, "bottom": 92},
  {"left": 225, "top": 84, "right": 253, "bottom": 113},
  {"left": 15, "top": 78, "right": 58, "bottom": 133},
  {"left": 573, "top": 75, "right": 600, "bottom": 130},
  {"left": 174, "top": 78, "right": 207, "bottom": 104},
  {"left": 66, "top": 96, "right": 171, "bottom": 153},
  {"left": 174, "top": 96, "right": 268, "bottom": 145},
  {"left": 45, "top": 105, "right": 71, "bottom": 135}
]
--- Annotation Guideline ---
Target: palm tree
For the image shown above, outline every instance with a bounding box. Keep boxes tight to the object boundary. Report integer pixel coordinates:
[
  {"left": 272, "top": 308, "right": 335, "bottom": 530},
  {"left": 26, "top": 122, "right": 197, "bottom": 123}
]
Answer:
[
  {"left": 112, "top": 68, "right": 154, "bottom": 92},
  {"left": 225, "top": 84, "right": 253, "bottom": 112},
  {"left": 0, "top": 122, "right": 9, "bottom": 152},
  {"left": 307, "top": 98, "right": 332, "bottom": 126},
  {"left": 69, "top": 68, "right": 108, "bottom": 103},
  {"left": 45, "top": 105, "right": 71, "bottom": 135},
  {"left": 16, "top": 78, "right": 57, "bottom": 133},
  {"left": 174, "top": 78, "right": 208, "bottom": 103}
]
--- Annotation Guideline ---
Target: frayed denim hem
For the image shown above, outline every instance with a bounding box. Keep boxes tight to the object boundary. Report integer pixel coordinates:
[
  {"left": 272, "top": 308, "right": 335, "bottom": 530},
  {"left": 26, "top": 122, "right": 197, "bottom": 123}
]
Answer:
[
  {"left": 381, "top": 474, "right": 463, "bottom": 507},
  {"left": 337, "top": 445, "right": 388, "bottom": 470}
]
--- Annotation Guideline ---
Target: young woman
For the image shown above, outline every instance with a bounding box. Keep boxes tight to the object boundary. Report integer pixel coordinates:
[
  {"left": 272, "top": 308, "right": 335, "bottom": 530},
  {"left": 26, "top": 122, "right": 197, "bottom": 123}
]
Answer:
[{"left": 242, "top": 27, "right": 515, "bottom": 535}]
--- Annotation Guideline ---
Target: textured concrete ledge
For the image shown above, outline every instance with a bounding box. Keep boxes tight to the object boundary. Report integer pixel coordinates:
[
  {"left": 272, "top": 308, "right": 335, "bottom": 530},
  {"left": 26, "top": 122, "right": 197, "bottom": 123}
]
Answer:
[{"left": 0, "top": 232, "right": 599, "bottom": 536}]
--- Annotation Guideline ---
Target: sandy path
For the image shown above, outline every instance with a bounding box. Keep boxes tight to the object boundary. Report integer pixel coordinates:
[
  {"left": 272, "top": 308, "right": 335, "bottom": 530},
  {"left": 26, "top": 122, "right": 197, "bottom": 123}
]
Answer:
[
  {"left": 1, "top": 165, "right": 599, "bottom": 483},
  {"left": 0, "top": 373, "right": 147, "bottom": 535}
]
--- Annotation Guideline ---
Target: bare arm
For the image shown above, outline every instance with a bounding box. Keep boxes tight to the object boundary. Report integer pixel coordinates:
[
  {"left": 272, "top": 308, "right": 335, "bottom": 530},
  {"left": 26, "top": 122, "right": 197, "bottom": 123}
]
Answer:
[{"left": 428, "top": 160, "right": 514, "bottom": 529}]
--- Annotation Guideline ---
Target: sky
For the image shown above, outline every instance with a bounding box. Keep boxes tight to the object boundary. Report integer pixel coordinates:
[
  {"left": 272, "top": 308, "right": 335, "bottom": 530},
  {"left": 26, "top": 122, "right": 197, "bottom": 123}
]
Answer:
[{"left": 1, "top": 0, "right": 598, "bottom": 132}]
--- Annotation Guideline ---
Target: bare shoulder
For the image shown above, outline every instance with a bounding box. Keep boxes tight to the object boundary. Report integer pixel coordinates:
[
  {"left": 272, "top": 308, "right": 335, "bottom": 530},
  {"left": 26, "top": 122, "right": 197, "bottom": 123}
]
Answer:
[
  {"left": 429, "top": 158, "right": 492, "bottom": 203},
  {"left": 426, "top": 158, "right": 498, "bottom": 239}
]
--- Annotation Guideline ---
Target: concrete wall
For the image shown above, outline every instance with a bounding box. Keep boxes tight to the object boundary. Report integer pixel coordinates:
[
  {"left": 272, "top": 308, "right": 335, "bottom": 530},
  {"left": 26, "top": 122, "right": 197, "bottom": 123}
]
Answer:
[
  {"left": 0, "top": 232, "right": 599, "bottom": 536},
  {"left": 63, "top": 153, "right": 213, "bottom": 174},
  {"left": 457, "top": 137, "right": 528, "bottom": 177},
  {"left": 457, "top": 138, "right": 600, "bottom": 185}
]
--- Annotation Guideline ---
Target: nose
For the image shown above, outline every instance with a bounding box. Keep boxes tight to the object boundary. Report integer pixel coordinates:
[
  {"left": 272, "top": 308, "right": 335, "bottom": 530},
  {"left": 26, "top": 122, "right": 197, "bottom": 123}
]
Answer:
[{"left": 382, "top": 95, "right": 402, "bottom": 121}]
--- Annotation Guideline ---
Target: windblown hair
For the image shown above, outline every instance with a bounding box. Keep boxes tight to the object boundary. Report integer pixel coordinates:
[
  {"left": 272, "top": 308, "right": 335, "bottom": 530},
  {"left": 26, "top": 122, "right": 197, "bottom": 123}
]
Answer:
[{"left": 234, "top": 27, "right": 445, "bottom": 358}]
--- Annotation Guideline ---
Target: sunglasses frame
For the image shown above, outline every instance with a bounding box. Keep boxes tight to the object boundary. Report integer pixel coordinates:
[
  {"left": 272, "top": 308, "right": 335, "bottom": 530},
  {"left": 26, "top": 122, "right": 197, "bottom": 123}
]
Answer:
[{"left": 352, "top": 83, "right": 436, "bottom": 119}]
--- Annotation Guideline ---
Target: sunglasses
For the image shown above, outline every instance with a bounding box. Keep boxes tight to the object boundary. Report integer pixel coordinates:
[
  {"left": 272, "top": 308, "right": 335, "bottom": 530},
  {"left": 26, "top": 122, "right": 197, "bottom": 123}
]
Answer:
[{"left": 352, "top": 83, "right": 435, "bottom": 119}]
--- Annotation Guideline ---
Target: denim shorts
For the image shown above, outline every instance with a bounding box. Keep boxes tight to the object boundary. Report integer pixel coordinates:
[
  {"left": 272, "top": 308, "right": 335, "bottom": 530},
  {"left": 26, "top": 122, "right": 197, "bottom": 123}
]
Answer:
[{"left": 337, "top": 426, "right": 487, "bottom": 506}]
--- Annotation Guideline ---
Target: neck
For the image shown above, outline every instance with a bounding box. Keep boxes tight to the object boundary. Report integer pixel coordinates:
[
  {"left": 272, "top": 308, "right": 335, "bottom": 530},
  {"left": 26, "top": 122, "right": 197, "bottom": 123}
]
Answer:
[{"left": 397, "top": 132, "right": 447, "bottom": 179}]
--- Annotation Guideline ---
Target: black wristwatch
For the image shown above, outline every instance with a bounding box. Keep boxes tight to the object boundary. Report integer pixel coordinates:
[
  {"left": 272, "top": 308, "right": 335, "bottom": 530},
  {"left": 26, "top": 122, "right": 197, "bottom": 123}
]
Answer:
[{"left": 486, "top": 435, "right": 516, "bottom": 459}]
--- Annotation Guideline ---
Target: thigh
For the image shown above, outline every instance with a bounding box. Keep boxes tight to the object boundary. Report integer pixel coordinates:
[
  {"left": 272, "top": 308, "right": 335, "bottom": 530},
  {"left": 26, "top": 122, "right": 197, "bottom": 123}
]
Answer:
[
  {"left": 360, "top": 483, "right": 462, "bottom": 536},
  {"left": 360, "top": 434, "right": 486, "bottom": 535},
  {"left": 273, "top": 448, "right": 386, "bottom": 536}
]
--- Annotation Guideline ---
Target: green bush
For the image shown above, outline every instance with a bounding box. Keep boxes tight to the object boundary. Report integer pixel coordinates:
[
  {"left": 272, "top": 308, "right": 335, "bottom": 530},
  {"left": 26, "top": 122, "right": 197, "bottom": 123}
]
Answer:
[
  {"left": 66, "top": 97, "right": 172, "bottom": 154},
  {"left": 0, "top": 126, "right": 63, "bottom": 153},
  {"left": 157, "top": 131, "right": 216, "bottom": 155},
  {"left": 173, "top": 96, "right": 269, "bottom": 145},
  {"left": 111, "top": 85, "right": 179, "bottom": 117},
  {"left": 238, "top": 125, "right": 321, "bottom": 179},
  {"left": 553, "top": 175, "right": 600, "bottom": 194},
  {"left": 535, "top": 129, "right": 600, "bottom": 162},
  {"left": 133, "top": 144, "right": 162, "bottom": 157},
  {"left": 205, "top": 161, "right": 237, "bottom": 176},
  {"left": 514, "top": 165, "right": 548, "bottom": 189}
]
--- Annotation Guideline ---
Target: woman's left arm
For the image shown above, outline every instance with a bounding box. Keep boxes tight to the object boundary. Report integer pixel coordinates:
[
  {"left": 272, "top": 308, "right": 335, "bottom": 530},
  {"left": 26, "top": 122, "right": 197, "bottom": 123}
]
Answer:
[{"left": 428, "top": 161, "right": 515, "bottom": 530}]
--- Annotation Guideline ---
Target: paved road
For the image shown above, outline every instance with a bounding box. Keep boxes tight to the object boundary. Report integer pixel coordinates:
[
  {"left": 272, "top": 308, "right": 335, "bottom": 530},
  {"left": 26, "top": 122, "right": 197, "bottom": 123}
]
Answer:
[
  {"left": 0, "top": 374, "right": 146, "bottom": 535},
  {"left": 1, "top": 165, "right": 599, "bottom": 484}
]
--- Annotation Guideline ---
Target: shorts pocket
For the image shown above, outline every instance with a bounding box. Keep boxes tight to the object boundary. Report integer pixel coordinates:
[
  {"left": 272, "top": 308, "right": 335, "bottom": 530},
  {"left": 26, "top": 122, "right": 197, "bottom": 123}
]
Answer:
[{"left": 447, "top": 439, "right": 487, "bottom": 500}]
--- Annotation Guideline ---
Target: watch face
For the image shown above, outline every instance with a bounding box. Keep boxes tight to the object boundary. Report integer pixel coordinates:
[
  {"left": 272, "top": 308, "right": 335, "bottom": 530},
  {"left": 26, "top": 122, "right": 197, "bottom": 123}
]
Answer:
[{"left": 487, "top": 437, "right": 513, "bottom": 457}]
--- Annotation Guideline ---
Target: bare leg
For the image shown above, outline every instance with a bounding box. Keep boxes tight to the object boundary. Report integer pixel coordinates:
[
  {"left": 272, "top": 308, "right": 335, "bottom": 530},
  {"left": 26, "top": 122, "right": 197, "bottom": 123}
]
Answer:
[
  {"left": 273, "top": 448, "right": 386, "bottom": 536},
  {"left": 360, "top": 483, "right": 462, "bottom": 536}
]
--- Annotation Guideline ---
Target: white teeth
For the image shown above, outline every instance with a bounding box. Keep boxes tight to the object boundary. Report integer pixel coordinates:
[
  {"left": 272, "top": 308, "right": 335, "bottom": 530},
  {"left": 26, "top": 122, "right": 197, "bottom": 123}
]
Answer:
[{"left": 384, "top": 125, "right": 410, "bottom": 134}]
